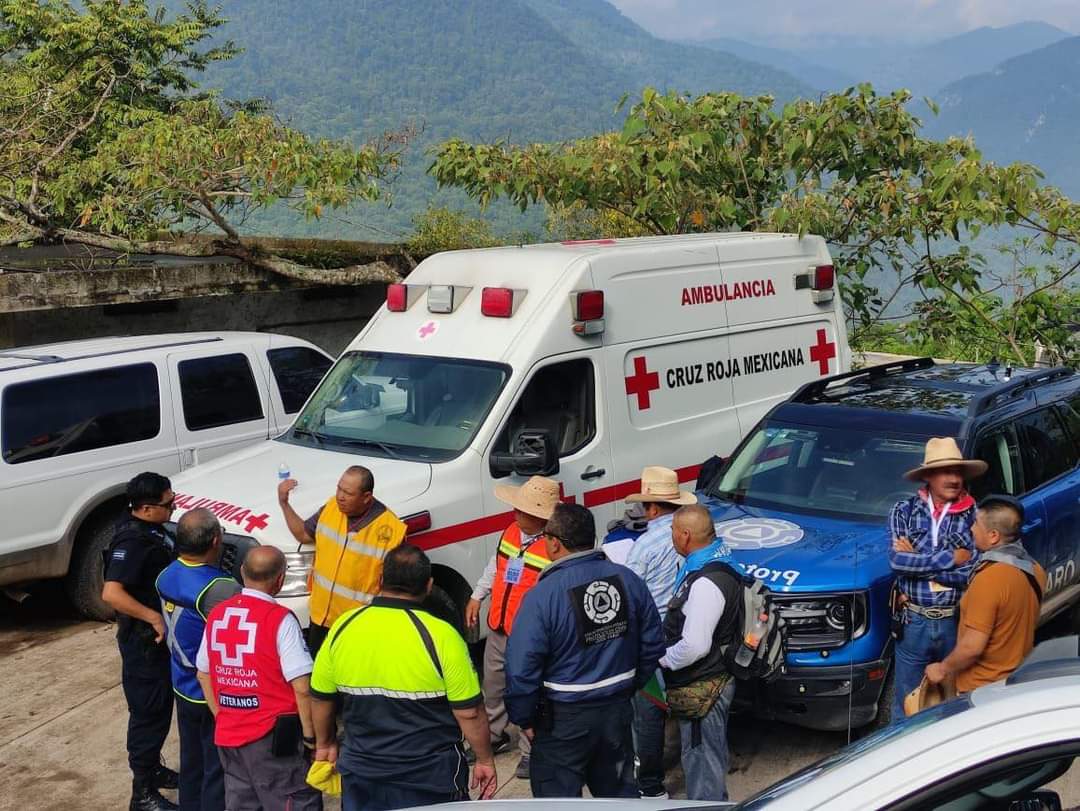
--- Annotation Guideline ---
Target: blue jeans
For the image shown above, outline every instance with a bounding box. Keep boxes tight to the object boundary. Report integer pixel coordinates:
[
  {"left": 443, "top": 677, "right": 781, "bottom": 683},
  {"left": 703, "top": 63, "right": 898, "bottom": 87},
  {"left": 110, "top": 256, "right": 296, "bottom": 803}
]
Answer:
[
  {"left": 632, "top": 690, "right": 667, "bottom": 796},
  {"left": 892, "top": 612, "right": 958, "bottom": 722},
  {"left": 678, "top": 680, "right": 736, "bottom": 802},
  {"left": 176, "top": 696, "right": 225, "bottom": 811}
]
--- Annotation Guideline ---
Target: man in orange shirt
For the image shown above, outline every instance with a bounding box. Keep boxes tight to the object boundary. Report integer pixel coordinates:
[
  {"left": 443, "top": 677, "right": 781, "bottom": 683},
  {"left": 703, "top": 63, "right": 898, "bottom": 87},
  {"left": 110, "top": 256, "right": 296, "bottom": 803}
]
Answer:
[
  {"left": 465, "top": 476, "right": 560, "bottom": 780},
  {"left": 926, "top": 495, "right": 1046, "bottom": 692}
]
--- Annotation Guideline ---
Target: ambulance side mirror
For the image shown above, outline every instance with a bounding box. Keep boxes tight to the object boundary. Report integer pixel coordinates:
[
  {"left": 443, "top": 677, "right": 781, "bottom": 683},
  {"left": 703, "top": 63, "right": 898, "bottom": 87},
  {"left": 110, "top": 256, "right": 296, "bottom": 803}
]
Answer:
[{"left": 489, "top": 429, "right": 560, "bottom": 479}]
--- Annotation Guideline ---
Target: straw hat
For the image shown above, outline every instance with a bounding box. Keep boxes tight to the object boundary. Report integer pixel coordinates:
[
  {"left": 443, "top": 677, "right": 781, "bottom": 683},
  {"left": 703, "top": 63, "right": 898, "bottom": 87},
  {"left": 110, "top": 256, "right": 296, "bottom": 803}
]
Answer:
[
  {"left": 494, "top": 476, "right": 561, "bottom": 520},
  {"left": 625, "top": 466, "right": 697, "bottom": 506},
  {"left": 904, "top": 437, "right": 988, "bottom": 482}
]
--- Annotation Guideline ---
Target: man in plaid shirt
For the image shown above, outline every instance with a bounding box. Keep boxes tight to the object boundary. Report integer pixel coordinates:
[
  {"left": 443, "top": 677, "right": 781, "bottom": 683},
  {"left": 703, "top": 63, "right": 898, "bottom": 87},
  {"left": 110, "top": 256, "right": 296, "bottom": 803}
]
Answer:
[{"left": 888, "top": 437, "right": 987, "bottom": 721}]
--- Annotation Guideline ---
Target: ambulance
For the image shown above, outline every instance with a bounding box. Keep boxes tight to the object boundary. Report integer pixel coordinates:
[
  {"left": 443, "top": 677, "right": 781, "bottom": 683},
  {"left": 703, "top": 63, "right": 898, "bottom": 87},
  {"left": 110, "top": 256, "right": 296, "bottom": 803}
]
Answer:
[{"left": 169, "top": 233, "right": 851, "bottom": 629}]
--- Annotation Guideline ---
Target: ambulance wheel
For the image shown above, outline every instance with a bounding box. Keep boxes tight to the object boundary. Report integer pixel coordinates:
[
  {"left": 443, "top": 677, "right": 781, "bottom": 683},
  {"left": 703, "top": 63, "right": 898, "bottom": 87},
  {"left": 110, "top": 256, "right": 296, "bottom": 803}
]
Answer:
[
  {"left": 424, "top": 585, "right": 465, "bottom": 635},
  {"left": 65, "top": 515, "right": 118, "bottom": 621}
]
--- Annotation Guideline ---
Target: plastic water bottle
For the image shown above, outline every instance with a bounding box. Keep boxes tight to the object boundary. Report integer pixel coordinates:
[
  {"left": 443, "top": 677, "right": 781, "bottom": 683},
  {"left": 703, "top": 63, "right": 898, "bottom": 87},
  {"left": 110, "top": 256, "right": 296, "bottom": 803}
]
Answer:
[
  {"left": 735, "top": 611, "right": 769, "bottom": 668},
  {"left": 278, "top": 462, "right": 291, "bottom": 481}
]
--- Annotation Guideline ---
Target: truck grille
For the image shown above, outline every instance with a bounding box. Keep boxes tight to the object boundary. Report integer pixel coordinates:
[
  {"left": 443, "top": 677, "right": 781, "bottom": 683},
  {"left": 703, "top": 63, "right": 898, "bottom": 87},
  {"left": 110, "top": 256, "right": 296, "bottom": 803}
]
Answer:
[{"left": 774, "top": 593, "right": 867, "bottom": 652}]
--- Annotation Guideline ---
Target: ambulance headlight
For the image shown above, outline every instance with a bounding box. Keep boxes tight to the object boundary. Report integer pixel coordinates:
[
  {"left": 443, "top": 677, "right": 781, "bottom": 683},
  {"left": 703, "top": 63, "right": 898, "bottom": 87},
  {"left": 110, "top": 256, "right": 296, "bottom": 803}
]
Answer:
[{"left": 280, "top": 549, "right": 314, "bottom": 597}]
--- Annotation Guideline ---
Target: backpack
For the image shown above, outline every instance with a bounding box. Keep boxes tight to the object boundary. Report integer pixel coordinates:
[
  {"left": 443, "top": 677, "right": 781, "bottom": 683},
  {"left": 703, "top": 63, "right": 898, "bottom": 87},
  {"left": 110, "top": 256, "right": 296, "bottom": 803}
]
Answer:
[{"left": 714, "top": 563, "right": 788, "bottom": 682}]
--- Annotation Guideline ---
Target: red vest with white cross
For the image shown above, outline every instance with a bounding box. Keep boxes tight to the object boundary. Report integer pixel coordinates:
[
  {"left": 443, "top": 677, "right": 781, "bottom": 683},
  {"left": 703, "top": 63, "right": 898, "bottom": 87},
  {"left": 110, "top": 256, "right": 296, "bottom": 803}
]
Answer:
[{"left": 204, "top": 593, "right": 298, "bottom": 747}]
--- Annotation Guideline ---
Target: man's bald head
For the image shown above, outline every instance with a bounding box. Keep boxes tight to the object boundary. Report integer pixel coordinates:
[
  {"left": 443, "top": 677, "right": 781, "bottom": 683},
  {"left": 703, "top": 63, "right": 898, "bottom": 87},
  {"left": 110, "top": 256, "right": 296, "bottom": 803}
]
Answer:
[
  {"left": 671, "top": 504, "right": 716, "bottom": 557},
  {"left": 241, "top": 546, "right": 287, "bottom": 594}
]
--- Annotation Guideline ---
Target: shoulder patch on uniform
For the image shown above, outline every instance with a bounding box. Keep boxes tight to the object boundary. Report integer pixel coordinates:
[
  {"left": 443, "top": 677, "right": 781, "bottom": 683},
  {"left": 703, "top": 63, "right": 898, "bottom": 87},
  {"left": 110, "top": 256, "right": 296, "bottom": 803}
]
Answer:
[{"left": 111, "top": 549, "right": 127, "bottom": 561}]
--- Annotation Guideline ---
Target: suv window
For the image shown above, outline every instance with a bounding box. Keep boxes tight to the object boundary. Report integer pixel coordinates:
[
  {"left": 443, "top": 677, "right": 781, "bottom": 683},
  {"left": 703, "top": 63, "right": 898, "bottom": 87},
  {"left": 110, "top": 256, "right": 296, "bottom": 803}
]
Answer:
[
  {"left": 178, "top": 353, "right": 263, "bottom": 431},
  {"left": 2, "top": 363, "right": 160, "bottom": 464},
  {"left": 1060, "top": 394, "right": 1080, "bottom": 448},
  {"left": 267, "top": 347, "right": 332, "bottom": 414},
  {"left": 494, "top": 359, "right": 596, "bottom": 457},
  {"left": 971, "top": 424, "right": 1023, "bottom": 498},
  {"left": 1015, "top": 407, "right": 1078, "bottom": 490}
]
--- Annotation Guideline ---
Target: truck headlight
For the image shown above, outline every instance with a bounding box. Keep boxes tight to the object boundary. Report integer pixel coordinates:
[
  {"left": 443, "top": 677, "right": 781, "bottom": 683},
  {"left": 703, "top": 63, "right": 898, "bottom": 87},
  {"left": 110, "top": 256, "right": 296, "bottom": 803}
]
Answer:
[
  {"left": 280, "top": 549, "right": 314, "bottom": 598},
  {"left": 776, "top": 592, "right": 869, "bottom": 649}
]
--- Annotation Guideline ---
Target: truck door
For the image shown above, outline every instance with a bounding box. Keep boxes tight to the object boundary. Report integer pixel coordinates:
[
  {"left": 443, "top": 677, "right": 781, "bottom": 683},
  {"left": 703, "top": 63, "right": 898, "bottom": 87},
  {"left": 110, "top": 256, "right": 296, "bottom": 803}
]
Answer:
[
  {"left": 167, "top": 348, "right": 271, "bottom": 469},
  {"left": 482, "top": 354, "right": 615, "bottom": 538}
]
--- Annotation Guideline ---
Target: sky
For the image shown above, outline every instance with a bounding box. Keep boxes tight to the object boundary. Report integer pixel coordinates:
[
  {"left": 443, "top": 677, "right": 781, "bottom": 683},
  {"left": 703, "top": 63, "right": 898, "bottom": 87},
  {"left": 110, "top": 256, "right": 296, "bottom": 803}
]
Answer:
[{"left": 609, "top": 0, "right": 1080, "bottom": 43}]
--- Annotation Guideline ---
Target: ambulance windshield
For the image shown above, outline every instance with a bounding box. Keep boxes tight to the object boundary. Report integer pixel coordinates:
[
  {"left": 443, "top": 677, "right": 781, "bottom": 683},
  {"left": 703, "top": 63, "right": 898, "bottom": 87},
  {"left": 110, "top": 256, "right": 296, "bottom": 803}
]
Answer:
[
  {"left": 709, "top": 421, "right": 929, "bottom": 520},
  {"left": 285, "top": 351, "right": 509, "bottom": 462}
]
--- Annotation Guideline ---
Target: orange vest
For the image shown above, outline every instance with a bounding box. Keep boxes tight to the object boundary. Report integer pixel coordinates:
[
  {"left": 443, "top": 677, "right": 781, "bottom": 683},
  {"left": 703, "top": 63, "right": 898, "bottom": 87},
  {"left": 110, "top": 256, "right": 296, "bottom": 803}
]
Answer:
[{"left": 488, "top": 523, "right": 551, "bottom": 635}]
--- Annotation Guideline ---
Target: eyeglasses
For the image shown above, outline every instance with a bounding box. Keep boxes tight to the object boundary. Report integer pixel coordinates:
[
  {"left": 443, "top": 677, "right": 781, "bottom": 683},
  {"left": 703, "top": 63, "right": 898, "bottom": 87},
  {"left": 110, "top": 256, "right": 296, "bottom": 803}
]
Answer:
[
  {"left": 542, "top": 531, "right": 570, "bottom": 546},
  {"left": 148, "top": 499, "right": 176, "bottom": 510}
]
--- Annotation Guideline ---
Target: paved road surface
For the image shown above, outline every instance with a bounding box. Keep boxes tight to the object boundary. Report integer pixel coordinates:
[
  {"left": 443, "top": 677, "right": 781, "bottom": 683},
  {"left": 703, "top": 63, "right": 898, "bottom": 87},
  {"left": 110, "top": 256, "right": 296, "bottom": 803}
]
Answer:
[{"left": 2, "top": 587, "right": 1078, "bottom": 809}]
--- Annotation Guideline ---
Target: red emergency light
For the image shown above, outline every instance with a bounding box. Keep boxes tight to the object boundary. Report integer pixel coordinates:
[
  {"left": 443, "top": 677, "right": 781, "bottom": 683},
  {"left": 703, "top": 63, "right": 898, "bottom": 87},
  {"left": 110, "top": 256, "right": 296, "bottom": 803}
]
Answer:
[
  {"left": 813, "top": 264, "right": 835, "bottom": 291},
  {"left": 481, "top": 287, "right": 514, "bottom": 318},
  {"left": 402, "top": 511, "right": 432, "bottom": 535},
  {"left": 386, "top": 283, "right": 409, "bottom": 312},
  {"left": 572, "top": 290, "right": 604, "bottom": 321}
]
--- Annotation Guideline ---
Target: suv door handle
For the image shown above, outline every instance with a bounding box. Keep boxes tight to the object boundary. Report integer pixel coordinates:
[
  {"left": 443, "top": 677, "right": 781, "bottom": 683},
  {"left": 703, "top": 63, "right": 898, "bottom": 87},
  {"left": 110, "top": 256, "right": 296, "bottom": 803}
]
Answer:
[
  {"left": 1022, "top": 518, "right": 1043, "bottom": 533},
  {"left": 581, "top": 467, "right": 606, "bottom": 481}
]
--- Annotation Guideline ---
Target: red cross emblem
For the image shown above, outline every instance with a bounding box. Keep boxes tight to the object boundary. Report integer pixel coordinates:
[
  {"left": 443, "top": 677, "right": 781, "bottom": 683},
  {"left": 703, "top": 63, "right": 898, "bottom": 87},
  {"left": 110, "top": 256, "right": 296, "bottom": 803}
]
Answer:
[
  {"left": 809, "top": 329, "right": 836, "bottom": 376},
  {"left": 418, "top": 320, "right": 438, "bottom": 339},
  {"left": 210, "top": 607, "right": 257, "bottom": 667},
  {"left": 624, "top": 356, "right": 661, "bottom": 411}
]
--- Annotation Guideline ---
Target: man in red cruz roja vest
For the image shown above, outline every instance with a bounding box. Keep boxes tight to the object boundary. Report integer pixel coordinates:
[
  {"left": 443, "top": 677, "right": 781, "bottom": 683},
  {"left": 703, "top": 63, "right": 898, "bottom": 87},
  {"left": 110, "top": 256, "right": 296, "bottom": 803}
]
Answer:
[
  {"left": 196, "top": 546, "right": 322, "bottom": 811},
  {"left": 465, "top": 475, "right": 560, "bottom": 780}
]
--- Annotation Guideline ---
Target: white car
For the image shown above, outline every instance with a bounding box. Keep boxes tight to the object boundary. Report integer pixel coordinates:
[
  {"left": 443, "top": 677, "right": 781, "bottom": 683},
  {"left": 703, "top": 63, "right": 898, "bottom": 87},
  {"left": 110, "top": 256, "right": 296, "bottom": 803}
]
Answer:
[
  {"left": 430, "top": 641, "right": 1080, "bottom": 810},
  {"left": 0, "top": 332, "right": 332, "bottom": 618}
]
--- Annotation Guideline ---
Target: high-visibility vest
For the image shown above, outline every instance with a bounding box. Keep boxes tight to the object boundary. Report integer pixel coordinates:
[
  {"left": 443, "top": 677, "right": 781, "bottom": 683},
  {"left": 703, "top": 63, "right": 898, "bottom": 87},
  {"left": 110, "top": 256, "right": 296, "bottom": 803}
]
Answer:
[
  {"left": 488, "top": 523, "right": 551, "bottom": 635},
  {"left": 310, "top": 498, "right": 406, "bottom": 628}
]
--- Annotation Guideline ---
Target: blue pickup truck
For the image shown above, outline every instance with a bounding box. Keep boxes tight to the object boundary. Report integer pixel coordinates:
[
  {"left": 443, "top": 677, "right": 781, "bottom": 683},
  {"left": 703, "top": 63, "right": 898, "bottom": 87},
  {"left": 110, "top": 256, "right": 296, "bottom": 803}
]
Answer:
[{"left": 609, "top": 358, "right": 1080, "bottom": 731}]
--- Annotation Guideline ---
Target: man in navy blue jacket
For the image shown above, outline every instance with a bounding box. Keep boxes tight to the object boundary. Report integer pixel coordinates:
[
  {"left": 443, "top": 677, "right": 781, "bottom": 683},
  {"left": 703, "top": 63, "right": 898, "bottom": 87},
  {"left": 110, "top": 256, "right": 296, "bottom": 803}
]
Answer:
[{"left": 505, "top": 503, "right": 665, "bottom": 799}]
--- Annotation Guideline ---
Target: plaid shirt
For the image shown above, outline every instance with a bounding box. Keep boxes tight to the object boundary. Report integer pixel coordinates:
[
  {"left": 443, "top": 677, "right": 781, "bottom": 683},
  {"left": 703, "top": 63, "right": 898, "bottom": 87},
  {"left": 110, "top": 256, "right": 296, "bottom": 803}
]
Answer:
[{"left": 888, "top": 490, "right": 977, "bottom": 608}]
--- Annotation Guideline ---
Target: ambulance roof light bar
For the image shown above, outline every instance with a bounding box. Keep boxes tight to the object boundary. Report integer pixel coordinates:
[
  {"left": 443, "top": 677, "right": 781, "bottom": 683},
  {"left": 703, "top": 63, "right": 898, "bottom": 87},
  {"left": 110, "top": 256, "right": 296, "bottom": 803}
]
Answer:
[
  {"left": 571, "top": 290, "right": 605, "bottom": 337},
  {"left": 481, "top": 287, "right": 516, "bottom": 318},
  {"left": 387, "top": 283, "right": 424, "bottom": 312}
]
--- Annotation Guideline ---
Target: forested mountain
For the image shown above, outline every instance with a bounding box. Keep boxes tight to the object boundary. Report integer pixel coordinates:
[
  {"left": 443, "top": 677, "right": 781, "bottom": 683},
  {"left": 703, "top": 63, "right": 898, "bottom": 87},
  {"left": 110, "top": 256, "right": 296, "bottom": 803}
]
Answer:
[
  {"left": 924, "top": 36, "right": 1080, "bottom": 197},
  {"left": 182, "top": 0, "right": 808, "bottom": 236},
  {"left": 687, "top": 37, "right": 857, "bottom": 93}
]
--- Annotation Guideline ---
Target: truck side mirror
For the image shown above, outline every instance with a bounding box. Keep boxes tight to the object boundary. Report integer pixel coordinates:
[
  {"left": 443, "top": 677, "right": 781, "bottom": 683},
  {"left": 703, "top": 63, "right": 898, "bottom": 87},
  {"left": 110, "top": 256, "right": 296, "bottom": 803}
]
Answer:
[
  {"left": 489, "top": 429, "right": 560, "bottom": 479},
  {"left": 1010, "top": 790, "right": 1062, "bottom": 811}
]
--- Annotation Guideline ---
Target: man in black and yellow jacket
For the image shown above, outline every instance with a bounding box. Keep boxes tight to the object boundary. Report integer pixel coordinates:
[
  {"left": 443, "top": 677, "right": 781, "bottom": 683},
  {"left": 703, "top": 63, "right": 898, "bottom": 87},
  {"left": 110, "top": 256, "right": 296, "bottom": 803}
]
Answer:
[{"left": 278, "top": 465, "right": 406, "bottom": 656}]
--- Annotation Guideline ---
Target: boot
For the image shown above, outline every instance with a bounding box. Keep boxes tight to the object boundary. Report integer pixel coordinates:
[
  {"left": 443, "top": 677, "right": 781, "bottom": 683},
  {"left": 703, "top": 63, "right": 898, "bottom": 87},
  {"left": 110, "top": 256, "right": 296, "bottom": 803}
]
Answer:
[
  {"left": 129, "top": 784, "right": 179, "bottom": 811},
  {"left": 150, "top": 761, "right": 178, "bottom": 791}
]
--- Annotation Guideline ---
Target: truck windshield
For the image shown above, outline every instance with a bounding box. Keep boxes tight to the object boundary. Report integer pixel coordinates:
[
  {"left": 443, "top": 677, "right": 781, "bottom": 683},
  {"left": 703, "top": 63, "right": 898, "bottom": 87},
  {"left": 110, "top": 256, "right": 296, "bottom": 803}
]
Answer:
[
  {"left": 706, "top": 420, "right": 930, "bottom": 520},
  {"left": 283, "top": 351, "right": 509, "bottom": 462}
]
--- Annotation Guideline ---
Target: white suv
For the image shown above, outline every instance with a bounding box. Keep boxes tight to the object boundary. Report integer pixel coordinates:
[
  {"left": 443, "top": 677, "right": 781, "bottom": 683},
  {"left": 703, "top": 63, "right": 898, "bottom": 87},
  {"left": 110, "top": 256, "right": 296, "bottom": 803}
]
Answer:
[{"left": 0, "top": 332, "right": 332, "bottom": 618}]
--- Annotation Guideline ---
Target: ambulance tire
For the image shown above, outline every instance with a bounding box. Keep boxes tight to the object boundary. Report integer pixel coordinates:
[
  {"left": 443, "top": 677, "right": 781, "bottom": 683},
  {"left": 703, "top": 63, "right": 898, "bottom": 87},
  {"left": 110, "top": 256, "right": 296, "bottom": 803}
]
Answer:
[
  {"left": 424, "top": 585, "right": 465, "bottom": 636},
  {"left": 65, "top": 514, "right": 119, "bottom": 622}
]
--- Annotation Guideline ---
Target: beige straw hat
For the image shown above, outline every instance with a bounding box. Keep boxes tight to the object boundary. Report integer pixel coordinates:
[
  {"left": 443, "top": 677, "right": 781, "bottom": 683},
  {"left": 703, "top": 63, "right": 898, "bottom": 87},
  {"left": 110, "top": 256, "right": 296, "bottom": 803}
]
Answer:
[
  {"left": 625, "top": 466, "right": 697, "bottom": 506},
  {"left": 493, "top": 476, "right": 561, "bottom": 520},
  {"left": 904, "top": 437, "right": 988, "bottom": 482}
]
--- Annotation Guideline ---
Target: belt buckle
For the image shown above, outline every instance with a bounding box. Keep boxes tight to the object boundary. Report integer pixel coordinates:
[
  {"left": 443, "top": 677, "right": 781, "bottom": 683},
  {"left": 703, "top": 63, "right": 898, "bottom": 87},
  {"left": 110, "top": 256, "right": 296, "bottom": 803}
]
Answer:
[{"left": 925, "top": 607, "right": 947, "bottom": 620}]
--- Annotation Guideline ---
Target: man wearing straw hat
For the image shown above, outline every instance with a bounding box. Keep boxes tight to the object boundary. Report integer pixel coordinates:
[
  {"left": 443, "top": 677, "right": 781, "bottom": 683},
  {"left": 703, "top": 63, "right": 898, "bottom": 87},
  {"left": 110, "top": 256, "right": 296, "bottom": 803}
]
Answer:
[
  {"left": 465, "top": 475, "right": 560, "bottom": 780},
  {"left": 622, "top": 466, "right": 697, "bottom": 800},
  {"left": 888, "top": 437, "right": 986, "bottom": 720}
]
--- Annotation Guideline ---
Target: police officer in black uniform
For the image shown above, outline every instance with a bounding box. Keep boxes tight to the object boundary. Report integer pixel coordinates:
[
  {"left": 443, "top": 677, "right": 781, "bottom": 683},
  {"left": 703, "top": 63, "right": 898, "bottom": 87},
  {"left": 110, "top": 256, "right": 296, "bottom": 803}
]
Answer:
[{"left": 102, "top": 472, "right": 181, "bottom": 811}]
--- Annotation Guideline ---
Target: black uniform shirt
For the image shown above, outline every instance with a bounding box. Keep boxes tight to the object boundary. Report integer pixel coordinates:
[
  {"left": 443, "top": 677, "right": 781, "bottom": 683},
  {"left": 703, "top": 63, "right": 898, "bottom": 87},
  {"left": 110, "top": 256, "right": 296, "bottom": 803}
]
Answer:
[{"left": 104, "top": 515, "right": 174, "bottom": 644}]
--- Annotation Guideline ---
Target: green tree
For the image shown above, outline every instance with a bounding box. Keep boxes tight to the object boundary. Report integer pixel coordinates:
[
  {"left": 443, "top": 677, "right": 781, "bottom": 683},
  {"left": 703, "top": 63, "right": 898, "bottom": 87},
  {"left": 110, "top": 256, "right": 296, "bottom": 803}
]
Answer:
[
  {"left": 0, "top": 0, "right": 403, "bottom": 284},
  {"left": 431, "top": 87, "right": 1078, "bottom": 364}
]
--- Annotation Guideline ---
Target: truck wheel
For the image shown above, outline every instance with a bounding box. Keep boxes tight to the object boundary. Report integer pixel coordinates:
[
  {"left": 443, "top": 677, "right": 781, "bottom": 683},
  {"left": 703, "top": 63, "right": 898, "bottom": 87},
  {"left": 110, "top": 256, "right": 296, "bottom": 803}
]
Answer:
[
  {"left": 64, "top": 516, "right": 119, "bottom": 621},
  {"left": 423, "top": 585, "right": 465, "bottom": 635}
]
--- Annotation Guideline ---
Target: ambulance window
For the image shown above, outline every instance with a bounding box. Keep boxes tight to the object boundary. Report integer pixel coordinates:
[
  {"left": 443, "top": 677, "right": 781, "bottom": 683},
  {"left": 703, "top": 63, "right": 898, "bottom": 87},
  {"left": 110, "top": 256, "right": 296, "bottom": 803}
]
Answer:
[
  {"left": 496, "top": 359, "right": 596, "bottom": 457},
  {"left": 267, "top": 347, "right": 333, "bottom": 414}
]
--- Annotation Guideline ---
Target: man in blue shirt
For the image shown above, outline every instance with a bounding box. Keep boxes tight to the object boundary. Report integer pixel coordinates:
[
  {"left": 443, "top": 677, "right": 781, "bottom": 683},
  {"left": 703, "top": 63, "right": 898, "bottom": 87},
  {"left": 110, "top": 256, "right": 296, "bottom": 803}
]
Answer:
[
  {"left": 888, "top": 437, "right": 985, "bottom": 721},
  {"left": 506, "top": 503, "right": 665, "bottom": 799},
  {"left": 623, "top": 466, "right": 697, "bottom": 799},
  {"left": 156, "top": 509, "right": 240, "bottom": 811}
]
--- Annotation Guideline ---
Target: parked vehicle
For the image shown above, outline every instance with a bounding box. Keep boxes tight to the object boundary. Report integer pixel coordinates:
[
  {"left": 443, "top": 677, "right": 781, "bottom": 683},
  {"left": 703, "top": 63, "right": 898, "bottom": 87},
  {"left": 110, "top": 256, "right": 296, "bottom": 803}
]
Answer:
[
  {"left": 683, "top": 358, "right": 1080, "bottom": 732},
  {"left": 425, "top": 646, "right": 1080, "bottom": 810},
  {"left": 169, "top": 233, "right": 850, "bottom": 627},
  {"left": 0, "top": 332, "right": 333, "bottom": 618}
]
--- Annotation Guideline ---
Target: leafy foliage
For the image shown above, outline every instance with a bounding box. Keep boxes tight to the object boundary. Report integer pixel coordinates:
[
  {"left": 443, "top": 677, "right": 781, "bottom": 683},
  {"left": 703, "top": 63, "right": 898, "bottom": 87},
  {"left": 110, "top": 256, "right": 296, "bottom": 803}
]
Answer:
[
  {"left": 432, "top": 87, "right": 1079, "bottom": 364},
  {"left": 0, "top": 0, "right": 402, "bottom": 284}
]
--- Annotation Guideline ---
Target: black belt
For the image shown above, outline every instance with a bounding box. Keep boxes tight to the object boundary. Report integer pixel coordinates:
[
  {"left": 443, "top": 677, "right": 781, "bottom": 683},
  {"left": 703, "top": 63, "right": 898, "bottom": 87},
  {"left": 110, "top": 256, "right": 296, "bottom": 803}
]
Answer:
[{"left": 905, "top": 603, "right": 956, "bottom": 620}]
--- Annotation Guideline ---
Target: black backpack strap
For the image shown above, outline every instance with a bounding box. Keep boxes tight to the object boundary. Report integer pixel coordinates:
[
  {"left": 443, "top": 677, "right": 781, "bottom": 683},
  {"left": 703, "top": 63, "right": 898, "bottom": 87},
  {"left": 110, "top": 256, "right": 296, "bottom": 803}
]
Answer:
[{"left": 406, "top": 608, "right": 443, "bottom": 678}]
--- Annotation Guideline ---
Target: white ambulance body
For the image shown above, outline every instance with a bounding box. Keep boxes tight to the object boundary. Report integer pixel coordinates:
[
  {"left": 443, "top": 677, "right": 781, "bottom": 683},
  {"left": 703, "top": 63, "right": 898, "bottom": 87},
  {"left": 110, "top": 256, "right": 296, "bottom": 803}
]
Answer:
[{"left": 170, "top": 233, "right": 850, "bottom": 626}]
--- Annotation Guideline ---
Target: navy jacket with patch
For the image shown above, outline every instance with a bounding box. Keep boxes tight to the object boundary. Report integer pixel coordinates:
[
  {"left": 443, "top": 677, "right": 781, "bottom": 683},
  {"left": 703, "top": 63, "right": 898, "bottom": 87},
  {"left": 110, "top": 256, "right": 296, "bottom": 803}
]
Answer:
[{"left": 504, "top": 549, "right": 664, "bottom": 729}]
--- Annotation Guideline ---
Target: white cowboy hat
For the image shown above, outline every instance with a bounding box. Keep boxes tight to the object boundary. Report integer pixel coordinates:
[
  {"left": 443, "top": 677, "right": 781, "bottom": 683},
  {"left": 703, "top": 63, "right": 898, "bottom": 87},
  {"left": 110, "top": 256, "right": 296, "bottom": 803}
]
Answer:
[
  {"left": 493, "top": 476, "right": 561, "bottom": 520},
  {"left": 904, "top": 437, "right": 988, "bottom": 482},
  {"left": 625, "top": 466, "right": 697, "bottom": 506}
]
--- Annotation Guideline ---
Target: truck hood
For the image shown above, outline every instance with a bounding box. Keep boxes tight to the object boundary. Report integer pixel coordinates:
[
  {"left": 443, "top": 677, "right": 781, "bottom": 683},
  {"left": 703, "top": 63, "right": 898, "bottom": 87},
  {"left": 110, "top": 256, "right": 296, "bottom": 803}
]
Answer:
[
  {"left": 170, "top": 439, "right": 432, "bottom": 545},
  {"left": 699, "top": 496, "right": 892, "bottom": 593}
]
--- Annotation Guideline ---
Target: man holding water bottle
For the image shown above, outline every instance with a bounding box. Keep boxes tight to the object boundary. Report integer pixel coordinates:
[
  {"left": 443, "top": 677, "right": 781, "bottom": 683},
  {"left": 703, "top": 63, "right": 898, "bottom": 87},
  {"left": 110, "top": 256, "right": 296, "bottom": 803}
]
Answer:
[{"left": 277, "top": 465, "right": 407, "bottom": 655}]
